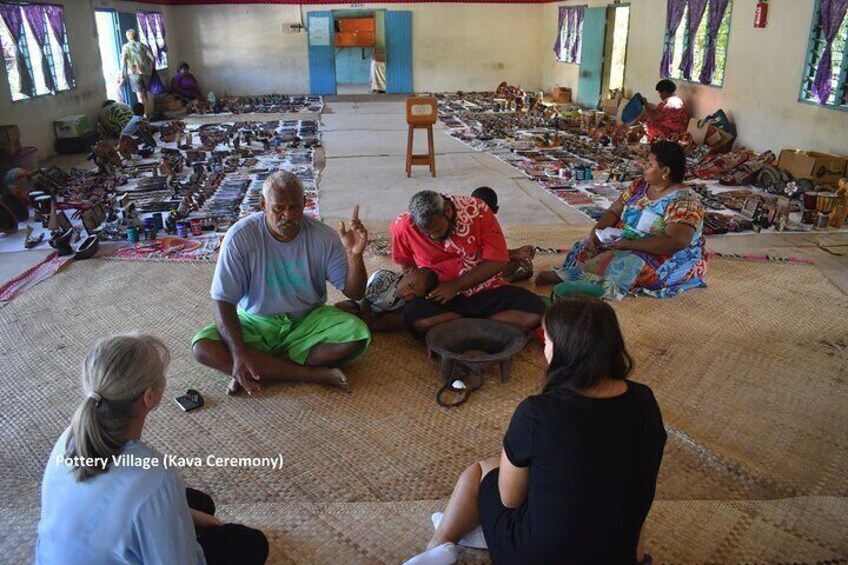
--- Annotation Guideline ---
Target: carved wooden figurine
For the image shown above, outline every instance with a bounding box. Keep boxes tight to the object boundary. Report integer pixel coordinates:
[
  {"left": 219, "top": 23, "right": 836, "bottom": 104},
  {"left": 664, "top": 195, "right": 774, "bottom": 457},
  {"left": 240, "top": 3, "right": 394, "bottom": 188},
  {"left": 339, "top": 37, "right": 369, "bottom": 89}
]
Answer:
[{"left": 829, "top": 178, "right": 848, "bottom": 229}]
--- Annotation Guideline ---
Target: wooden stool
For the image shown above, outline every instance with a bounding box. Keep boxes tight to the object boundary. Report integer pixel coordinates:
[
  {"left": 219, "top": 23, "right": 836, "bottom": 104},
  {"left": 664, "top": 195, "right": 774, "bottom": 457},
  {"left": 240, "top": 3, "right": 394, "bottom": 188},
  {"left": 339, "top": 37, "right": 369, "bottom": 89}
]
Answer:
[
  {"left": 405, "top": 96, "right": 437, "bottom": 178},
  {"left": 406, "top": 124, "right": 436, "bottom": 177}
]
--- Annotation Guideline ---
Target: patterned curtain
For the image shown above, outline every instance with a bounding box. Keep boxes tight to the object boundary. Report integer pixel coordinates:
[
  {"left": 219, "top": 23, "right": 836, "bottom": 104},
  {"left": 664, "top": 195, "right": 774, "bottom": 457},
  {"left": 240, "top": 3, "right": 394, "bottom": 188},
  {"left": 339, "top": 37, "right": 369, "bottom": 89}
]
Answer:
[
  {"left": 23, "top": 5, "right": 54, "bottom": 92},
  {"left": 698, "top": 0, "right": 731, "bottom": 84},
  {"left": 553, "top": 6, "right": 567, "bottom": 61},
  {"left": 560, "top": 6, "right": 586, "bottom": 64},
  {"left": 811, "top": 0, "right": 848, "bottom": 104},
  {"left": 660, "top": 0, "right": 687, "bottom": 78},
  {"left": 44, "top": 5, "right": 74, "bottom": 87},
  {"left": 138, "top": 11, "right": 168, "bottom": 68},
  {"left": 0, "top": 5, "right": 35, "bottom": 97},
  {"left": 150, "top": 12, "right": 168, "bottom": 66},
  {"left": 679, "top": 0, "right": 709, "bottom": 80}
]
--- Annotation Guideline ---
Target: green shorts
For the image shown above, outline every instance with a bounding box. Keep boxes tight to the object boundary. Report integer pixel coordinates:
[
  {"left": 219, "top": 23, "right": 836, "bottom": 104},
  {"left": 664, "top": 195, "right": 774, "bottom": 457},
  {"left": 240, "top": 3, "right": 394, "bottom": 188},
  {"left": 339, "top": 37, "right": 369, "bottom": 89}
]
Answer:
[{"left": 191, "top": 305, "right": 371, "bottom": 365}]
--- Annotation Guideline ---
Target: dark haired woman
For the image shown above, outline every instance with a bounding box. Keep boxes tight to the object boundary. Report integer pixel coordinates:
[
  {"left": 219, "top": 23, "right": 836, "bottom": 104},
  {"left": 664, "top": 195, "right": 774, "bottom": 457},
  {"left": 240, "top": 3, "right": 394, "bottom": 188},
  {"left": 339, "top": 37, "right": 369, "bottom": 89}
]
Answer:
[
  {"left": 404, "top": 298, "right": 667, "bottom": 565},
  {"left": 640, "top": 79, "right": 690, "bottom": 141},
  {"left": 537, "top": 140, "right": 707, "bottom": 299},
  {"left": 36, "top": 334, "right": 268, "bottom": 564}
]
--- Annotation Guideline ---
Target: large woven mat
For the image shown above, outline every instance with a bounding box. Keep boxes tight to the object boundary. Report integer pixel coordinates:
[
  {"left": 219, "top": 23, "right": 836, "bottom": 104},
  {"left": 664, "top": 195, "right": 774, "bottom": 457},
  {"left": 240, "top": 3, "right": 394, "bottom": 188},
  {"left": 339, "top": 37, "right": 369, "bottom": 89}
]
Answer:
[{"left": 1, "top": 226, "right": 846, "bottom": 563}]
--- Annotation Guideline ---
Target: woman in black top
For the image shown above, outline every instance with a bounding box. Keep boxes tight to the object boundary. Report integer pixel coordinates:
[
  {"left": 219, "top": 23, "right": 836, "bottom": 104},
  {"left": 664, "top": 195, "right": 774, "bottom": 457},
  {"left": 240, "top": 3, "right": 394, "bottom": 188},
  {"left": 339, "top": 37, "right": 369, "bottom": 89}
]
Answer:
[{"left": 405, "top": 297, "right": 667, "bottom": 565}]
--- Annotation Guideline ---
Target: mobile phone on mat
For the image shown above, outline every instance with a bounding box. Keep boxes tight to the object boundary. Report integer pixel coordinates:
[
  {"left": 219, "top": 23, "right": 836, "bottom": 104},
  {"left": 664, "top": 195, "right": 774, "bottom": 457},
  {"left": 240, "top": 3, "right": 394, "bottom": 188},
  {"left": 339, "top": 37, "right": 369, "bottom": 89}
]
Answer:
[{"left": 174, "top": 389, "right": 205, "bottom": 412}]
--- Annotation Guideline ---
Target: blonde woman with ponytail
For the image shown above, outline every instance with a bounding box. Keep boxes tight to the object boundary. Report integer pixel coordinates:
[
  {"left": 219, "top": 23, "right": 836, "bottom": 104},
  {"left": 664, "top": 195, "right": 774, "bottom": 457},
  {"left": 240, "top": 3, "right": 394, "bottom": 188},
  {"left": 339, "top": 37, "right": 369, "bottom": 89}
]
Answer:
[{"left": 36, "top": 334, "right": 268, "bottom": 565}]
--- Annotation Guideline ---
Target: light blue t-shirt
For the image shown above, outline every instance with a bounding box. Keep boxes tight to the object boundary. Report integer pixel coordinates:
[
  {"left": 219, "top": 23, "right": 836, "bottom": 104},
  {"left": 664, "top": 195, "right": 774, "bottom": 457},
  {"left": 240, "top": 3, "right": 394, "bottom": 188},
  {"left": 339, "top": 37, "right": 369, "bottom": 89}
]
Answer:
[
  {"left": 36, "top": 429, "right": 204, "bottom": 565},
  {"left": 120, "top": 115, "right": 144, "bottom": 138},
  {"left": 211, "top": 213, "right": 348, "bottom": 318}
]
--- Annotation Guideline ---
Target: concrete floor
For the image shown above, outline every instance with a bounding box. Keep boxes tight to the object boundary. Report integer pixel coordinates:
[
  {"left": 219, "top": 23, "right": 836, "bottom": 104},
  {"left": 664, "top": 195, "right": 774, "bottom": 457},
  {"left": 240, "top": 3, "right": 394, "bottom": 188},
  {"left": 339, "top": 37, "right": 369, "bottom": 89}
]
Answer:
[{"left": 2, "top": 96, "right": 846, "bottom": 294}]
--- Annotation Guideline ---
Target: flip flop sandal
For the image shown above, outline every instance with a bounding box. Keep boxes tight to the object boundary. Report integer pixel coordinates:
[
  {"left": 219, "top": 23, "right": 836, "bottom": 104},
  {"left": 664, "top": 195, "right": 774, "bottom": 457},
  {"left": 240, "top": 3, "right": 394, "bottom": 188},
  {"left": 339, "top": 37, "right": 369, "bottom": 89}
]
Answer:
[{"left": 436, "top": 367, "right": 484, "bottom": 408}]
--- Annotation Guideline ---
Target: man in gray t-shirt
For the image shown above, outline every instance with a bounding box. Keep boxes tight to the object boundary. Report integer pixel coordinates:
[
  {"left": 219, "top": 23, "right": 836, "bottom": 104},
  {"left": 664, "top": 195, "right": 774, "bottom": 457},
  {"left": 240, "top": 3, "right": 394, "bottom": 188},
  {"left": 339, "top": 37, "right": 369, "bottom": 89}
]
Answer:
[{"left": 192, "top": 171, "right": 371, "bottom": 395}]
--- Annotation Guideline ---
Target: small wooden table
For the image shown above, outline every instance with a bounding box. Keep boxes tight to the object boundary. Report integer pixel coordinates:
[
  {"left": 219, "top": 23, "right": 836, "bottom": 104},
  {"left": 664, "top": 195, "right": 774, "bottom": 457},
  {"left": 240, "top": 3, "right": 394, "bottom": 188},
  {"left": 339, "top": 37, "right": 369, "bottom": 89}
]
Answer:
[{"left": 405, "top": 96, "right": 437, "bottom": 177}]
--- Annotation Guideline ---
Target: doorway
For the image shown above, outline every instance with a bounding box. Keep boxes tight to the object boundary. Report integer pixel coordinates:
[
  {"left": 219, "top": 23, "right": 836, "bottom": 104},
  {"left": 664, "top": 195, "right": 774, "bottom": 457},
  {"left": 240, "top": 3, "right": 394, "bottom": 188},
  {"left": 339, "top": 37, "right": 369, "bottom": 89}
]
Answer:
[
  {"left": 601, "top": 4, "right": 631, "bottom": 95},
  {"left": 94, "top": 9, "right": 137, "bottom": 104},
  {"left": 307, "top": 9, "right": 411, "bottom": 95},
  {"left": 333, "top": 11, "right": 381, "bottom": 95},
  {"left": 576, "top": 3, "right": 632, "bottom": 108}
]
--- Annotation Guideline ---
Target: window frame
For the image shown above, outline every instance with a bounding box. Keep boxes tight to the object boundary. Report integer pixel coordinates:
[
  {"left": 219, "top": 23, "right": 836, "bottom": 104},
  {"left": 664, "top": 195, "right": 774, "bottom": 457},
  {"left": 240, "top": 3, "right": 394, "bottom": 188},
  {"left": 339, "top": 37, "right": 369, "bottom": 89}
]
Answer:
[
  {"left": 662, "top": 0, "right": 734, "bottom": 89},
  {"left": 798, "top": 0, "right": 848, "bottom": 112},
  {"left": 0, "top": 2, "right": 76, "bottom": 104}
]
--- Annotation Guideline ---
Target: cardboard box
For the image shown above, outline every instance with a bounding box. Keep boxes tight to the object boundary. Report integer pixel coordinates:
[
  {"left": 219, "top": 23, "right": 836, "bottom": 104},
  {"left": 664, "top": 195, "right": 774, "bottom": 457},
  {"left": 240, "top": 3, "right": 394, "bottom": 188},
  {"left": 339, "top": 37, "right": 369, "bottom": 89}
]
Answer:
[
  {"left": 53, "top": 115, "right": 91, "bottom": 140},
  {"left": 0, "top": 125, "right": 20, "bottom": 156},
  {"left": 155, "top": 96, "right": 184, "bottom": 112},
  {"left": 778, "top": 150, "right": 847, "bottom": 186},
  {"left": 551, "top": 87, "right": 572, "bottom": 104}
]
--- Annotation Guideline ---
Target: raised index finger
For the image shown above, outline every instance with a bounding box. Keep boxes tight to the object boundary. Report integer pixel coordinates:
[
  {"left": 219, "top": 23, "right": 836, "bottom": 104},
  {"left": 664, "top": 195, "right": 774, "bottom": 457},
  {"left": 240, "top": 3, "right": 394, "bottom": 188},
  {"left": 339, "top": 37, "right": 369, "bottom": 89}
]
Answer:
[{"left": 352, "top": 205, "right": 360, "bottom": 222}]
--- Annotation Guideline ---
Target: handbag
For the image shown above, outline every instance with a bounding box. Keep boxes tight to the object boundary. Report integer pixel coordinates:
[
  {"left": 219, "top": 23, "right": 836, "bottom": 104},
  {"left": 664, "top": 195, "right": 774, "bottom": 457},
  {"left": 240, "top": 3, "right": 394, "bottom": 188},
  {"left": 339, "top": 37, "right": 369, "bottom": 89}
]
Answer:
[{"left": 149, "top": 70, "right": 166, "bottom": 96}]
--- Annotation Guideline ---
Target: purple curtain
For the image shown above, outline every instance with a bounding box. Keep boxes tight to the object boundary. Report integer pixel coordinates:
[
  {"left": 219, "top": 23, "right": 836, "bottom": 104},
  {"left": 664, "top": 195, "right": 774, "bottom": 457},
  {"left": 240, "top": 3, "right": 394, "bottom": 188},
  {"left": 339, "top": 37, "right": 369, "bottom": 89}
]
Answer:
[
  {"left": 150, "top": 12, "right": 168, "bottom": 64},
  {"left": 679, "top": 0, "right": 709, "bottom": 79},
  {"left": 44, "top": 5, "right": 74, "bottom": 87},
  {"left": 811, "top": 0, "right": 848, "bottom": 104},
  {"left": 570, "top": 7, "right": 585, "bottom": 63},
  {"left": 138, "top": 12, "right": 167, "bottom": 68},
  {"left": 660, "top": 0, "right": 687, "bottom": 78},
  {"left": 23, "top": 5, "right": 54, "bottom": 92},
  {"left": 136, "top": 12, "right": 158, "bottom": 67},
  {"left": 553, "top": 7, "right": 567, "bottom": 60},
  {"left": 0, "top": 5, "right": 35, "bottom": 97},
  {"left": 698, "top": 0, "right": 731, "bottom": 84}
]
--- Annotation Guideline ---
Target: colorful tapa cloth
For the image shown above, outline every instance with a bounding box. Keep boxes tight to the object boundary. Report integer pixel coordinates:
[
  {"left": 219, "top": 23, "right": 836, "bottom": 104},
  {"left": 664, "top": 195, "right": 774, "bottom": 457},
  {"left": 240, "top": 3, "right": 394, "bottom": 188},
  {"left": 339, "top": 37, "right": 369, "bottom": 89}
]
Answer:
[{"left": 558, "top": 179, "right": 708, "bottom": 300}]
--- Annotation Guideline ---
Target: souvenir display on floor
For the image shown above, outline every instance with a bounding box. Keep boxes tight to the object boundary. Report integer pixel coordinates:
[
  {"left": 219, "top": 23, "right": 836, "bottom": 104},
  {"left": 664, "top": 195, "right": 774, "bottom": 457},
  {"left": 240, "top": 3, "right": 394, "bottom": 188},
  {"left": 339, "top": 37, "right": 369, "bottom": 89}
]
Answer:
[
  {"left": 0, "top": 117, "right": 323, "bottom": 258},
  {"left": 435, "top": 88, "right": 847, "bottom": 235},
  {"left": 186, "top": 94, "right": 324, "bottom": 115}
]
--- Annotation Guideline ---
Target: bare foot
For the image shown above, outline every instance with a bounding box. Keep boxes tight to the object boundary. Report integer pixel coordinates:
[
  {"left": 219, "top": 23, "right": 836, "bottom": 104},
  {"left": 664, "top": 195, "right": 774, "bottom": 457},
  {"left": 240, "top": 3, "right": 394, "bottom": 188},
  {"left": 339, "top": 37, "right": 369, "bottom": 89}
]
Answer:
[
  {"left": 534, "top": 271, "right": 560, "bottom": 286},
  {"left": 316, "top": 368, "right": 350, "bottom": 392},
  {"left": 226, "top": 377, "right": 243, "bottom": 396}
]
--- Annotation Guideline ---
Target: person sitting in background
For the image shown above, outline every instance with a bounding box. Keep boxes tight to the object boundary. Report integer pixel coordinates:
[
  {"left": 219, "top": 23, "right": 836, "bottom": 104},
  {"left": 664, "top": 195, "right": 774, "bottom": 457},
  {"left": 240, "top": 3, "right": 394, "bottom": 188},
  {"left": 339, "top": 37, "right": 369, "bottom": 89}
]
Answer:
[
  {"left": 336, "top": 267, "right": 440, "bottom": 332},
  {"left": 536, "top": 141, "right": 707, "bottom": 300},
  {"left": 639, "top": 80, "right": 689, "bottom": 141},
  {"left": 471, "top": 186, "right": 536, "bottom": 283},
  {"left": 98, "top": 100, "right": 134, "bottom": 137},
  {"left": 171, "top": 62, "right": 203, "bottom": 102},
  {"left": 120, "top": 103, "right": 157, "bottom": 148},
  {"left": 36, "top": 334, "right": 268, "bottom": 565},
  {"left": 404, "top": 297, "right": 666, "bottom": 565}
]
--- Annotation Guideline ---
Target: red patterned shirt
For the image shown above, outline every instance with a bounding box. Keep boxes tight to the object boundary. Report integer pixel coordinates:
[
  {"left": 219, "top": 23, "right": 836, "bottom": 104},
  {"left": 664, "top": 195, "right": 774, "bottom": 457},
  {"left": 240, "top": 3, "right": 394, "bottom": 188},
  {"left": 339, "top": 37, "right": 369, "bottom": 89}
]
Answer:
[
  {"left": 391, "top": 195, "right": 510, "bottom": 296},
  {"left": 645, "top": 95, "right": 689, "bottom": 141}
]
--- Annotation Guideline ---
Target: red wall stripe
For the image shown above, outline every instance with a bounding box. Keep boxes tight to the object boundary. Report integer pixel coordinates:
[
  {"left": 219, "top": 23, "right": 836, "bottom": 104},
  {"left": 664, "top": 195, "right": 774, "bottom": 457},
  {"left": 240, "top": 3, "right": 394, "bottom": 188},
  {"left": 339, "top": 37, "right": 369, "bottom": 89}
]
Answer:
[{"left": 116, "top": 0, "right": 566, "bottom": 5}]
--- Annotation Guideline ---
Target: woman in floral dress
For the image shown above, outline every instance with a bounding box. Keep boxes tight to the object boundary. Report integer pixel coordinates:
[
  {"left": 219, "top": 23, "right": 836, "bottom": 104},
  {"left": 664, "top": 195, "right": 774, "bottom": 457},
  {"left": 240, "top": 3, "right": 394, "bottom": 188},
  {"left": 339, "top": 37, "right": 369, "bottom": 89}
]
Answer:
[{"left": 538, "top": 141, "right": 707, "bottom": 299}]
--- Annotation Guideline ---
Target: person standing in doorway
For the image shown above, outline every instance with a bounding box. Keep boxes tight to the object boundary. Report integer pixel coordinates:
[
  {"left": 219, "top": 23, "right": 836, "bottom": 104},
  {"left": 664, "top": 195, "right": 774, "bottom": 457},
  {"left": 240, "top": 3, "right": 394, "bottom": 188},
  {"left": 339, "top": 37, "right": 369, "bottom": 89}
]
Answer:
[{"left": 118, "top": 29, "right": 155, "bottom": 119}]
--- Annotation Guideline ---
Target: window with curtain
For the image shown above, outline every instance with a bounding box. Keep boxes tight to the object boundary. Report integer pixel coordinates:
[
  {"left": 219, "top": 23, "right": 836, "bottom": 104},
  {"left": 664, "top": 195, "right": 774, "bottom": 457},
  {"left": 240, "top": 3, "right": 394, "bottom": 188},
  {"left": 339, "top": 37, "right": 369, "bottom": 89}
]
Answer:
[
  {"left": 554, "top": 6, "right": 586, "bottom": 65},
  {"left": 800, "top": 0, "right": 848, "bottom": 108},
  {"left": 660, "top": 0, "right": 733, "bottom": 87},
  {"left": 0, "top": 3, "right": 75, "bottom": 102},
  {"left": 136, "top": 11, "right": 168, "bottom": 71}
]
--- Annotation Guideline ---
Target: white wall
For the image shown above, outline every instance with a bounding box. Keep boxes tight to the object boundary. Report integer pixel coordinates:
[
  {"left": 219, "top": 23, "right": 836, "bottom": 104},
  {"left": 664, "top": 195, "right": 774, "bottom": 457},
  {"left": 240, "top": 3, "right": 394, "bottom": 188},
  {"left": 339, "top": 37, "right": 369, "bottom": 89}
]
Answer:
[
  {"left": 0, "top": 0, "right": 178, "bottom": 161},
  {"left": 173, "top": 3, "right": 545, "bottom": 96}
]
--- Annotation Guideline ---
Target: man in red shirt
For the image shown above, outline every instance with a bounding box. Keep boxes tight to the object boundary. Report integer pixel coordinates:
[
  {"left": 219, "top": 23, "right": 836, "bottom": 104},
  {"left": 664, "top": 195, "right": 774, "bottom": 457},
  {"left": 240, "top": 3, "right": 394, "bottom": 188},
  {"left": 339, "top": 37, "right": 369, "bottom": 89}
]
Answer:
[{"left": 391, "top": 191, "right": 546, "bottom": 337}]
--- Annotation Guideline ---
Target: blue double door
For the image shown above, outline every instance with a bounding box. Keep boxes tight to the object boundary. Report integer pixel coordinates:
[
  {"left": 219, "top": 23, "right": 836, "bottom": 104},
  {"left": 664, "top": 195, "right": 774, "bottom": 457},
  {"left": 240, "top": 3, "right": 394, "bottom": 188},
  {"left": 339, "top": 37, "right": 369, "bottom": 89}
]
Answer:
[{"left": 308, "top": 11, "right": 412, "bottom": 95}]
